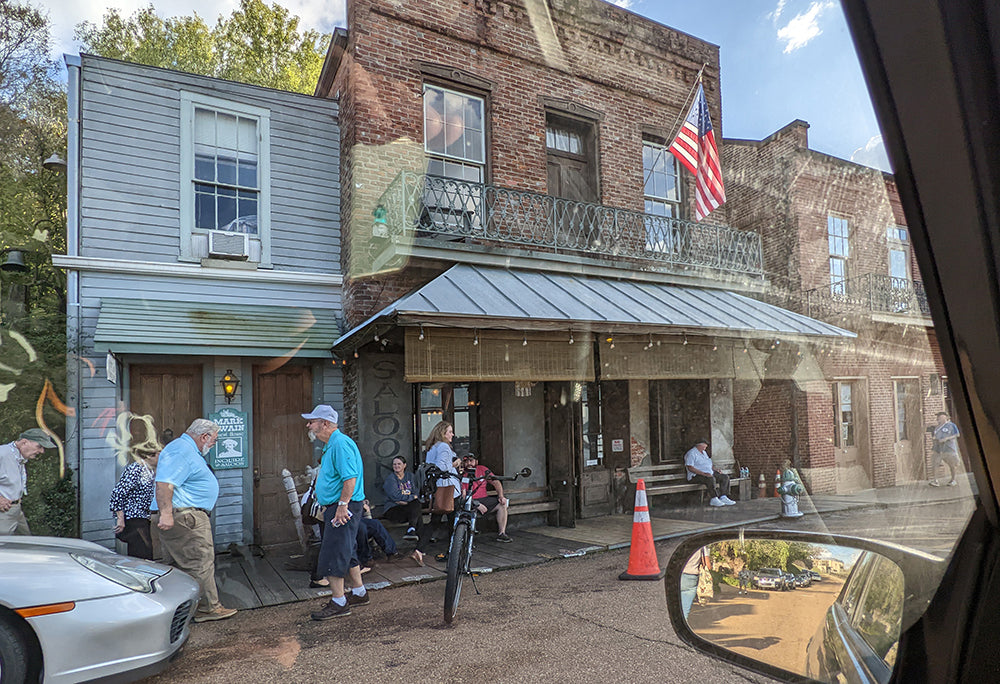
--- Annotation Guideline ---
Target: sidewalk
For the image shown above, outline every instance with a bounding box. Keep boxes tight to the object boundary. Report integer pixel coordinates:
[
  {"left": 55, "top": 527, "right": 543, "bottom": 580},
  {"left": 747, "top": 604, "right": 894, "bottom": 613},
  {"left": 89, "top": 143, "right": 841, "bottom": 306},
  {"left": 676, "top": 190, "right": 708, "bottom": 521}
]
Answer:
[{"left": 214, "top": 475, "right": 975, "bottom": 611}]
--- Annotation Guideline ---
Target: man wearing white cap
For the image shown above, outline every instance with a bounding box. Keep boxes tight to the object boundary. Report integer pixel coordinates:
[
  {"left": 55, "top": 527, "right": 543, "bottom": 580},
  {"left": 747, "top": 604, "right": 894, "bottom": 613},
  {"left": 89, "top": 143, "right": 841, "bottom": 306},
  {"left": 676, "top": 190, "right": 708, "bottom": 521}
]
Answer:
[
  {"left": 301, "top": 404, "right": 368, "bottom": 620},
  {"left": 0, "top": 427, "right": 57, "bottom": 535}
]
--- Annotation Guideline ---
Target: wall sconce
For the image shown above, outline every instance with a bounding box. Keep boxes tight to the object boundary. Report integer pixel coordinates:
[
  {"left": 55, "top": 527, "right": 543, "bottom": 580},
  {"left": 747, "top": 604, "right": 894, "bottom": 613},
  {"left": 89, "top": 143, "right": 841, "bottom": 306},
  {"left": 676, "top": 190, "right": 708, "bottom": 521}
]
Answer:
[
  {"left": 0, "top": 249, "right": 28, "bottom": 273},
  {"left": 220, "top": 369, "right": 240, "bottom": 404}
]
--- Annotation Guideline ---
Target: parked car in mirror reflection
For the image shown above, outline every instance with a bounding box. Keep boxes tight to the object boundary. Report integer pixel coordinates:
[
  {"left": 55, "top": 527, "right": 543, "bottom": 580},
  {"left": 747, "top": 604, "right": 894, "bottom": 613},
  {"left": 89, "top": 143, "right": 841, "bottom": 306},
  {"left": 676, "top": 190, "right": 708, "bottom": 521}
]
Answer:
[{"left": 752, "top": 568, "right": 787, "bottom": 590}]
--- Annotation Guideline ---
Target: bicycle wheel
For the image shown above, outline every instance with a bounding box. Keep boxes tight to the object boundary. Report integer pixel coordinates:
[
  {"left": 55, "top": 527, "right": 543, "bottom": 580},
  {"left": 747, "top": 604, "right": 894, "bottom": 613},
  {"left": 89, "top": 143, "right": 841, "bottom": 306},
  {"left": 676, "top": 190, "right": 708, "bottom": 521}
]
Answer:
[{"left": 444, "top": 522, "right": 470, "bottom": 623}]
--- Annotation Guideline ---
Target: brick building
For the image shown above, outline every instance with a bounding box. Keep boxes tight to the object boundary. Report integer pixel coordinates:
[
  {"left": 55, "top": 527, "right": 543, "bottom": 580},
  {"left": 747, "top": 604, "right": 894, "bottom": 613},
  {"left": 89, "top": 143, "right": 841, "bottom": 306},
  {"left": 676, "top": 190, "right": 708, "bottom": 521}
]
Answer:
[
  {"left": 315, "top": 0, "right": 851, "bottom": 525},
  {"left": 725, "top": 120, "right": 950, "bottom": 494}
]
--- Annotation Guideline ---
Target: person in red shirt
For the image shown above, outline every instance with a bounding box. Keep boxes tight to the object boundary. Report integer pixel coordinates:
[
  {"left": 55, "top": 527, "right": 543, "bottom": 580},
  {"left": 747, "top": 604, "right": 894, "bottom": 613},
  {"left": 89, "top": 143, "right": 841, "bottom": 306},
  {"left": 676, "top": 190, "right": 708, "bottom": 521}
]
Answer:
[{"left": 462, "top": 453, "right": 512, "bottom": 543}]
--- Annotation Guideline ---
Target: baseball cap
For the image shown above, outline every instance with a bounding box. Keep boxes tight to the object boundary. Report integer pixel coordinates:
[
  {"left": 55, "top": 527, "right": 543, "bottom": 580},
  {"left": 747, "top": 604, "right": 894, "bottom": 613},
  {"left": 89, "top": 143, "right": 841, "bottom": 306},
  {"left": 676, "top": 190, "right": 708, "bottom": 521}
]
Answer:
[
  {"left": 19, "top": 428, "right": 57, "bottom": 449},
  {"left": 301, "top": 404, "right": 338, "bottom": 423}
]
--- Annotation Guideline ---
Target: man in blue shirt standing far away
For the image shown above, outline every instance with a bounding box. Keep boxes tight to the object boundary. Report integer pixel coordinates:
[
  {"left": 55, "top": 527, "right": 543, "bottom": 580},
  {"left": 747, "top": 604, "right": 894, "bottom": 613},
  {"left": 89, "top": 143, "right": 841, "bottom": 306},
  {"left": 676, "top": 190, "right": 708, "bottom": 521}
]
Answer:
[
  {"left": 302, "top": 404, "right": 368, "bottom": 620},
  {"left": 155, "top": 418, "right": 237, "bottom": 623}
]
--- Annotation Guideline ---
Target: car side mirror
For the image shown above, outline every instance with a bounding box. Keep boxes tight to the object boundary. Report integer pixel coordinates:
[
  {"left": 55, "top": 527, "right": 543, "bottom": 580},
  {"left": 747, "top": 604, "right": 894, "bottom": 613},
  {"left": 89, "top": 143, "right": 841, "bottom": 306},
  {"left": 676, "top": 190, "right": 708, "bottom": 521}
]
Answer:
[
  {"left": 519, "top": 467, "right": 532, "bottom": 478},
  {"left": 664, "top": 531, "right": 943, "bottom": 683}
]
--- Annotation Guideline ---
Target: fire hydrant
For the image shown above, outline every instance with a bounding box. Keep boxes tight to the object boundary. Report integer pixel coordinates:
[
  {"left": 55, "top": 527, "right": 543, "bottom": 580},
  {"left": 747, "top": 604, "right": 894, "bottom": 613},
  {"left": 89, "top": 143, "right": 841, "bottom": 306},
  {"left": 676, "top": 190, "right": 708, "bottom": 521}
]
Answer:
[{"left": 778, "top": 459, "right": 806, "bottom": 518}]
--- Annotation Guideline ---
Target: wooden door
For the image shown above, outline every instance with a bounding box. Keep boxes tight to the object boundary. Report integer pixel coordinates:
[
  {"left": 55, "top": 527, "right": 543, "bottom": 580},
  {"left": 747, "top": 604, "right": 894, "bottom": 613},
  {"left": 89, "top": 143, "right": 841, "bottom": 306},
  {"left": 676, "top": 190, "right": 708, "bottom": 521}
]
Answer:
[
  {"left": 893, "top": 379, "right": 924, "bottom": 483},
  {"left": 834, "top": 381, "right": 871, "bottom": 491},
  {"left": 252, "top": 364, "right": 313, "bottom": 546},
  {"left": 546, "top": 114, "right": 599, "bottom": 249},
  {"left": 129, "top": 364, "right": 203, "bottom": 444},
  {"left": 544, "top": 382, "right": 576, "bottom": 526}
]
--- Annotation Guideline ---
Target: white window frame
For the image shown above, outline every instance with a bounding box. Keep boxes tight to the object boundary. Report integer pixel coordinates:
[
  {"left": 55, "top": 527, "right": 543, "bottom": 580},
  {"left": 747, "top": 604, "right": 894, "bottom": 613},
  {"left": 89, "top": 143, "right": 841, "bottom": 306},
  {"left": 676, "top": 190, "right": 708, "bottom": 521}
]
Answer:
[
  {"left": 180, "top": 92, "right": 271, "bottom": 267},
  {"left": 643, "top": 140, "right": 682, "bottom": 253},
  {"left": 828, "top": 215, "right": 851, "bottom": 295},
  {"left": 887, "top": 225, "right": 912, "bottom": 284}
]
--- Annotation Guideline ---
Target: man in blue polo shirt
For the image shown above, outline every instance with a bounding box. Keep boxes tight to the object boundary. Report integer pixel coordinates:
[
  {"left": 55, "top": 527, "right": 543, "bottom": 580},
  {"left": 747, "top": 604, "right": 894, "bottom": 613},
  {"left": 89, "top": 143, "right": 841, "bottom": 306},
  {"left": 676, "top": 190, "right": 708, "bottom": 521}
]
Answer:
[
  {"left": 155, "top": 418, "right": 237, "bottom": 623},
  {"left": 302, "top": 404, "right": 368, "bottom": 620}
]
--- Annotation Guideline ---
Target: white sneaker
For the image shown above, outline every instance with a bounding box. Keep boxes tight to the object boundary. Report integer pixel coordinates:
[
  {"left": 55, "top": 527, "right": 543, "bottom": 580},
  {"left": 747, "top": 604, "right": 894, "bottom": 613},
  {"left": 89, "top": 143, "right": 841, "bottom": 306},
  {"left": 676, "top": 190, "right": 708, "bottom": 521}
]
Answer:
[
  {"left": 947, "top": 480, "right": 958, "bottom": 486},
  {"left": 709, "top": 497, "right": 725, "bottom": 507},
  {"left": 720, "top": 495, "right": 737, "bottom": 505}
]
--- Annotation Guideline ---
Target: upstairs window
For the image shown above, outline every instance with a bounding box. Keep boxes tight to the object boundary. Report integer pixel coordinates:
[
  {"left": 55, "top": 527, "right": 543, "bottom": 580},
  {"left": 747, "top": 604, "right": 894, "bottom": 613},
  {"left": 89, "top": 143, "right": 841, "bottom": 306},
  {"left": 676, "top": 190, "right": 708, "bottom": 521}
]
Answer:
[
  {"left": 828, "top": 215, "right": 850, "bottom": 294},
  {"left": 180, "top": 92, "right": 271, "bottom": 266},
  {"left": 643, "top": 140, "right": 682, "bottom": 253},
  {"left": 194, "top": 108, "right": 259, "bottom": 233},
  {"left": 423, "top": 84, "right": 485, "bottom": 183},
  {"left": 887, "top": 225, "right": 911, "bottom": 284}
]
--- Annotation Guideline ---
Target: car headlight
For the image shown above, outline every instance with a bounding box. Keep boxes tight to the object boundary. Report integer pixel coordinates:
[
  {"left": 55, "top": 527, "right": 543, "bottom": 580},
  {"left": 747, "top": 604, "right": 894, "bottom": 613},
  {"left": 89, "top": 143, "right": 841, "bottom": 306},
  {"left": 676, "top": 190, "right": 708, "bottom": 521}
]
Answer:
[{"left": 70, "top": 553, "right": 166, "bottom": 593}]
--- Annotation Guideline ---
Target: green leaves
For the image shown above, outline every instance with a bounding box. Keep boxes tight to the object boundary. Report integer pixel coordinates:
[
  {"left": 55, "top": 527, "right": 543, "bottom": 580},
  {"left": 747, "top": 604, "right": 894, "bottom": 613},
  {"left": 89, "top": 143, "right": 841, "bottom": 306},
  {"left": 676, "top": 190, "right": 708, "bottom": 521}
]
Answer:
[{"left": 75, "top": 0, "right": 330, "bottom": 95}]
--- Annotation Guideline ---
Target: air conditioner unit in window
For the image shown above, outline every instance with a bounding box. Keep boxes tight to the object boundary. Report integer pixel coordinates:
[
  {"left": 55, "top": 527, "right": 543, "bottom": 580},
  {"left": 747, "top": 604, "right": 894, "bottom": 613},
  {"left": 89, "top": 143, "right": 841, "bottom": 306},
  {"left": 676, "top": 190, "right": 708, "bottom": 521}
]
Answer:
[{"left": 207, "top": 230, "right": 250, "bottom": 260}]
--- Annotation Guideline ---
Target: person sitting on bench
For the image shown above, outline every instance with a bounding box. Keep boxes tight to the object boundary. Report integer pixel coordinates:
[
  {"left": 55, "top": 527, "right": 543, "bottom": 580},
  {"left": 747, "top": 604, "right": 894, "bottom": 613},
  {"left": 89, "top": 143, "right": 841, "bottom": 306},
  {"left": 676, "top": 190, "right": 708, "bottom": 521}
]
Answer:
[{"left": 684, "top": 439, "right": 736, "bottom": 507}]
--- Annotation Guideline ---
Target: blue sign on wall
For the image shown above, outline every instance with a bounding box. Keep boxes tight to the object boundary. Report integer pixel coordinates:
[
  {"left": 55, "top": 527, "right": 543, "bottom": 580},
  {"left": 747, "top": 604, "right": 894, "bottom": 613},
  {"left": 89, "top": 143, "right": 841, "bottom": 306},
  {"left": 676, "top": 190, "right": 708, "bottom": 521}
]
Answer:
[{"left": 208, "top": 408, "right": 248, "bottom": 469}]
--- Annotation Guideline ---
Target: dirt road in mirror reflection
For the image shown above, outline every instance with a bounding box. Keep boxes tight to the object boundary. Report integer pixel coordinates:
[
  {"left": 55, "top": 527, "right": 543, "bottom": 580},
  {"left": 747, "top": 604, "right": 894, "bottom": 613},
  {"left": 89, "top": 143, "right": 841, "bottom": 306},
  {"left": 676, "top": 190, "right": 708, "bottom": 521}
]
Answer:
[{"left": 687, "top": 579, "right": 845, "bottom": 675}]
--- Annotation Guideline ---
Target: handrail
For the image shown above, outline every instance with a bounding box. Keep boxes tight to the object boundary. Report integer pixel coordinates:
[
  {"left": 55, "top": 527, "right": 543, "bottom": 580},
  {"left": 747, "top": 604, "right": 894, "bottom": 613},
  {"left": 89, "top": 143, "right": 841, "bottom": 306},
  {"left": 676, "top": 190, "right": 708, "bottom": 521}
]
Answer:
[
  {"left": 805, "top": 273, "right": 931, "bottom": 317},
  {"left": 373, "top": 171, "right": 764, "bottom": 277}
]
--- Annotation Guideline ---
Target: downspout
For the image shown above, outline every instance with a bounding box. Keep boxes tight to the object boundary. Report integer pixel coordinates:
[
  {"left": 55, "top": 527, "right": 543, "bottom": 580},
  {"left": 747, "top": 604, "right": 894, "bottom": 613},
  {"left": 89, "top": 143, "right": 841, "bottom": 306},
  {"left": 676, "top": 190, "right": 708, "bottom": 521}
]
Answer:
[{"left": 64, "top": 55, "right": 82, "bottom": 522}]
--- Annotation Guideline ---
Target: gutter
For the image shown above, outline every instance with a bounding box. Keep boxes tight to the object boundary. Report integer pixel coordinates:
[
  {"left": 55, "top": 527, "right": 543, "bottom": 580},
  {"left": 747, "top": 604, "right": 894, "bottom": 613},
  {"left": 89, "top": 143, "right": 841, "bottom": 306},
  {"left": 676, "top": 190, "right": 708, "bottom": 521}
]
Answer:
[{"left": 64, "top": 54, "right": 82, "bottom": 491}]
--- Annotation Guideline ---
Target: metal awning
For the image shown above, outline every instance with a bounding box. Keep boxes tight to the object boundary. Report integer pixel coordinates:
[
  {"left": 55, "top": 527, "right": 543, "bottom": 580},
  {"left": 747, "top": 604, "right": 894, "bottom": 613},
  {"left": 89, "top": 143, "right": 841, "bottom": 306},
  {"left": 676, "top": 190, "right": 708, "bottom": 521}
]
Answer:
[
  {"left": 332, "top": 264, "right": 855, "bottom": 352},
  {"left": 95, "top": 298, "right": 340, "bottom": 357}
]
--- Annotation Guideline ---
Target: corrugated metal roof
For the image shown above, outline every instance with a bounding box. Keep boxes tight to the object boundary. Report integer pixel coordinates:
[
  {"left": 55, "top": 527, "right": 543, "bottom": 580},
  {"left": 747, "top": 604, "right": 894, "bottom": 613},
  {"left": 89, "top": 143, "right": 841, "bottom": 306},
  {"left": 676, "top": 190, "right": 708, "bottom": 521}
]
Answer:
[
  {"left": 334, "top": 264, "right": 855, "bottom": 348},
  {"left": 95, "top": 298, "right": 339, "bottom": 357}
]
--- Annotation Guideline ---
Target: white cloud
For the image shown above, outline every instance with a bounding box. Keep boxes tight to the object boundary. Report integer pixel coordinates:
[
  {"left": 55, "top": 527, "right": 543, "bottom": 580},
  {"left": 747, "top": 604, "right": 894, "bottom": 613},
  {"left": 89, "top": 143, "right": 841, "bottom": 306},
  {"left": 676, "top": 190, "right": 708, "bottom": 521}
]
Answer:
[
  {"left": 850, "top": 134, "right": 891, "bottom": 171},
  {"left": 769, "top": 0, "right": 788, "bottom": 23},
  {"left": 775, "top": 1, "right": 835, "bottom": 54},
  {"left": 40, "top": 0, "right": 345, "bottom": 60},
  {"left": 611, "top": 0, "right": 634, "bottom": 8}
]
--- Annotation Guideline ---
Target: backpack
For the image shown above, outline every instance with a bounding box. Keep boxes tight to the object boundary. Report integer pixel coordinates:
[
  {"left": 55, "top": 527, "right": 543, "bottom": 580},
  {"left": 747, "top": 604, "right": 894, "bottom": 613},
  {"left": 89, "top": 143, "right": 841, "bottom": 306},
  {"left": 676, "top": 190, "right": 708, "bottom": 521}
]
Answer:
[{"left": 415, "top": 460, "right": 436, "bottom": 503}]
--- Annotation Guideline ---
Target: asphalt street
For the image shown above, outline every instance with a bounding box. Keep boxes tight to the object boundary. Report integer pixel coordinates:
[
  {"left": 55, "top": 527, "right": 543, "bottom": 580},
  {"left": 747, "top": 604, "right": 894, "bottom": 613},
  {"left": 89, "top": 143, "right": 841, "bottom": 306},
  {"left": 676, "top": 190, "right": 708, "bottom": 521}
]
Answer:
[
  {"left": 147, "top": 539, "right": 779, "bottom": 684},
  {"left": 146, "top": 496, "right": 973, "bottom": 683}
]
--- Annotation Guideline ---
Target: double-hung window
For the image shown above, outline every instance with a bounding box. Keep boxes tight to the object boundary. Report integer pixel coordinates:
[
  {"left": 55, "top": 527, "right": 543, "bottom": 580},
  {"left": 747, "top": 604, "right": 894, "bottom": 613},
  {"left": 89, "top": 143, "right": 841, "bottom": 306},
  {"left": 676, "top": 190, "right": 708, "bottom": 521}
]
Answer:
[
  {"left": 180, "top": 92, "right": 271, "bottom": 265},
  {"left": 828, "top": 215, "right": 850, "bottom": 295},
  {"left": 422, "top": 84, "right": 485, "bottom": 234},
  {"left": 643, "top": 140, "right": 681, "bottom": 253}
]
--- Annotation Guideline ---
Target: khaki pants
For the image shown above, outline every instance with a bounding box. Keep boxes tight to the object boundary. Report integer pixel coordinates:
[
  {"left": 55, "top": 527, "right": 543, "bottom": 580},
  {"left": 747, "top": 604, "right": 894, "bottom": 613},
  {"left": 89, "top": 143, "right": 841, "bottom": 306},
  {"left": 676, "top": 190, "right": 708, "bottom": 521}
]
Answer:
[
  {"left": 0, "top": 502, "right": 30, "bottom": 535},
  {"left": 156, "top": 509, "right": 220, "bottom": 612}
]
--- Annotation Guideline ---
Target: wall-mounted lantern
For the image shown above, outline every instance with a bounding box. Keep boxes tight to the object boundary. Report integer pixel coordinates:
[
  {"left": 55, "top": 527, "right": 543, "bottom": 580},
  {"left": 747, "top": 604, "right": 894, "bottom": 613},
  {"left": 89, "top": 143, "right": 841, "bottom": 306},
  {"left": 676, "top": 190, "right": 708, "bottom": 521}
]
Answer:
[{"left": 220, "top": 369, "right": 240, "bottom": 404}]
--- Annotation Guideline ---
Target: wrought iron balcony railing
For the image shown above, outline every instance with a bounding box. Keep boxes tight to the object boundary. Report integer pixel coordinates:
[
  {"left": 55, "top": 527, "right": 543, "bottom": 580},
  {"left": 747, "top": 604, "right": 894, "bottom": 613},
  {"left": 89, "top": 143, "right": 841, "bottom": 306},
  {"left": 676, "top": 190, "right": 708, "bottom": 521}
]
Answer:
[
  {"left": 372, "top": 172, "right": 764, "bottom": 277},
  {"left": 805, "top": 273, "right": 931, "bottom": 318}
]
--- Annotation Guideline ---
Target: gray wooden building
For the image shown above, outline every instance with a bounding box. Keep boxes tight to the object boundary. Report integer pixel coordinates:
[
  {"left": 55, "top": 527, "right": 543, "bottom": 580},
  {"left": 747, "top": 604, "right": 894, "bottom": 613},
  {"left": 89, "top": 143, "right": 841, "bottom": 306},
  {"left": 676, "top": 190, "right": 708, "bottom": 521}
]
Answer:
[{"left": 54, "top": 55, "right": 343, "bottom": 549}]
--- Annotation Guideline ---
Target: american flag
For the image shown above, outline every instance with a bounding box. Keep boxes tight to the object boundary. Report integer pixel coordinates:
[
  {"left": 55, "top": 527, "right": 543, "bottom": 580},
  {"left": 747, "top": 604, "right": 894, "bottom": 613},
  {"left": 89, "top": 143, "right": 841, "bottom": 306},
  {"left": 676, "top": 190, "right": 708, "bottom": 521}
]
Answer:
[{"left": 668, "top": 84, "right": 726, "bottom": 222}]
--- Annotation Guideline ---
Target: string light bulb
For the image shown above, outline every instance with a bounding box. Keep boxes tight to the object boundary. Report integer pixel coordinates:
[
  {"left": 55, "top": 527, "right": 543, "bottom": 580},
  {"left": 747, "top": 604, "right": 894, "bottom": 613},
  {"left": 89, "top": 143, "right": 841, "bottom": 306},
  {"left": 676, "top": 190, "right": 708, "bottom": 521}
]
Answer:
[
  {"left": 683, "top": 334, "right": 688, "bottom": 346},
  {"left": 522, "top": 333, "right": 528, "bottom": 347},
  {"left": 353, "top": 350, "right": 359, "bottom": 358},
  {"left": 568, "top": 331, "right": 574, "bottom": 345},
  {"left": 373, "top": 330, "right": 379, "bottom": 342},
  {"left": 418, "top": 325, "right": 425, "bottom": 341},
  {"left": 473, "top": 330, "right": 479, "bottom": 346}
]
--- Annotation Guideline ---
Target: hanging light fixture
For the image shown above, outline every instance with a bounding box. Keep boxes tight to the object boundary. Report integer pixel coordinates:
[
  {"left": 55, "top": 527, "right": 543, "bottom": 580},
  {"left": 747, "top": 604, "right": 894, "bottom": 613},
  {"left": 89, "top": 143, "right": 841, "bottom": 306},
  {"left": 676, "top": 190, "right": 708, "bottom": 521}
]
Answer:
[
  {"left": 682, "top": 333, "right": 688, "bottom": 346},
  {"left": 473, "top": 329, "right": 479, "bottom": 346},
  {"left": 522, "top": 333, "right": 528, "bottom": 346},
  {"left": 418, "top": 324, "right": 425, "bottom": 341},
  {"left": 219, "top": 370, "right": 240, "bottom": 404},
  {"left": 568, "top": 330, "right": 574, "bottom": 345}
]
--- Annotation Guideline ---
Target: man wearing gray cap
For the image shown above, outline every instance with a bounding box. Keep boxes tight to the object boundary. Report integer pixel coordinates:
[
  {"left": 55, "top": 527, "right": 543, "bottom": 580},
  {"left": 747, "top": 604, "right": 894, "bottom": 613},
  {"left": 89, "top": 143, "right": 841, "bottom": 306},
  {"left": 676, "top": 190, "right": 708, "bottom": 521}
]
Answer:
[
  {"left": 0, "top": 428, "right": 57, "bottom": 535},
  {"left": 301, "top": 404, "right": 368, "bottom": 620}
]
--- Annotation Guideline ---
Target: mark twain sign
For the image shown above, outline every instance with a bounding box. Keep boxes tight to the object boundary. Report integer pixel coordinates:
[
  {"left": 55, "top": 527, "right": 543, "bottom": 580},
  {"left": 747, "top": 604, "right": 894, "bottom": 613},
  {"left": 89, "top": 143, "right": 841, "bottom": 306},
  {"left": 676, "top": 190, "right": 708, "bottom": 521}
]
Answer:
[{"left": 208, "top": 408, "right": 248, "bottom": 469}]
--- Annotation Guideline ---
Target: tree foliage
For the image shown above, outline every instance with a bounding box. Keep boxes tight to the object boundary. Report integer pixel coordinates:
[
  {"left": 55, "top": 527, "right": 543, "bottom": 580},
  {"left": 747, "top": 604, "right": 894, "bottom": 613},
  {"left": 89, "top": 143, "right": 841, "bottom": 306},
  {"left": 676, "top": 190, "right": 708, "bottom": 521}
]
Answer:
[
  {"left": 75, "top": 0, "right": 329, "bottom": 94},
  {"left": 0, "top": 0, "right": 72, "bottom": 535}
]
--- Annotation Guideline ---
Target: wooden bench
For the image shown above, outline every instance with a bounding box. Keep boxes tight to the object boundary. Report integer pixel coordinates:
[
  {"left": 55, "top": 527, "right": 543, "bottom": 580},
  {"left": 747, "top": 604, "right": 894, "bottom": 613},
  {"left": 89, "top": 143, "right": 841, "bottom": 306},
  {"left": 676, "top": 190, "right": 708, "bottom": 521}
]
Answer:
[
  {"left": 504, "top": 486, "right": 560, "bottom": 527},
  {"left": 626, "top": 462, "right": 749, "bottom": 503}
]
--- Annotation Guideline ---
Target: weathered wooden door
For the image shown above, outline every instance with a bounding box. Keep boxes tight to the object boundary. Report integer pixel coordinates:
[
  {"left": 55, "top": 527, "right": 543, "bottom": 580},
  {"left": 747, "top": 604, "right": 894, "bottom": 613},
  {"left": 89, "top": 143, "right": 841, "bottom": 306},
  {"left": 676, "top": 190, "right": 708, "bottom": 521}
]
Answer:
[
  {"left": 252, "top": 364, "right": 313, "bottom": 546},
  {"left": 546, "top": 114, "right": 599, "bottom": 248},
  {"left": 545, "top": 382, "right": 576, "bottom": 527},
  {"left": 893, "top": 379, "right": 924, "bottom": 483},
  {"left": 129, "top": 364, "right": 203, "bottom": 444}
]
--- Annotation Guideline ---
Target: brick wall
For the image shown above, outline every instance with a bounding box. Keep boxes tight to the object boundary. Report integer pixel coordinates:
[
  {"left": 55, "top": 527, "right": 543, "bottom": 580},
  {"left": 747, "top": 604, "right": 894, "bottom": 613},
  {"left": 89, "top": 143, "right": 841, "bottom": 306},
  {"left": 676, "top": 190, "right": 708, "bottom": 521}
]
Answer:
[{"left": 323, "top": 0, "right": 730, "bottom": 327}]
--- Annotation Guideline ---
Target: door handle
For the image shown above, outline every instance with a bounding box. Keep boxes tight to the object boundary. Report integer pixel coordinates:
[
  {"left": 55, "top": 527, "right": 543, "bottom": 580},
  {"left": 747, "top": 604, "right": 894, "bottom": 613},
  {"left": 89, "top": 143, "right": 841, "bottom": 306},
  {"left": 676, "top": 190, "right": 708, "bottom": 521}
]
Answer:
[{"left": 253, "top": 467, "right": 261, "bottom": 484}]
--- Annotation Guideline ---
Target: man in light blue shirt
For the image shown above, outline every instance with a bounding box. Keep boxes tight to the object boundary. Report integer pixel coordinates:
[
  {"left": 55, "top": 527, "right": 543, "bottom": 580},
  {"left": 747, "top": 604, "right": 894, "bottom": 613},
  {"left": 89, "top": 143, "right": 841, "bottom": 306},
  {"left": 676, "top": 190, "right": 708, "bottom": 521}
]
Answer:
[
  {"left": 155, "top": 418, "right": 236, "bottom": 623},
  {"left": 302, "top": 404, "right": 368, "bottom": 620},
  {"left": 684, "top": 439, "right": 736, "bottom": 507}
]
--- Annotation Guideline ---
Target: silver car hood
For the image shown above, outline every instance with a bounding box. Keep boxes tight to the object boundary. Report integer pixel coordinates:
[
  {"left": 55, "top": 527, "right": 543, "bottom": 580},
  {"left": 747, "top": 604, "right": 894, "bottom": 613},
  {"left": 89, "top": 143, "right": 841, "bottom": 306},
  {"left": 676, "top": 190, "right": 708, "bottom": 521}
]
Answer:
[{"left": 0, "top": 536, "right": 175, "bottom": 608}]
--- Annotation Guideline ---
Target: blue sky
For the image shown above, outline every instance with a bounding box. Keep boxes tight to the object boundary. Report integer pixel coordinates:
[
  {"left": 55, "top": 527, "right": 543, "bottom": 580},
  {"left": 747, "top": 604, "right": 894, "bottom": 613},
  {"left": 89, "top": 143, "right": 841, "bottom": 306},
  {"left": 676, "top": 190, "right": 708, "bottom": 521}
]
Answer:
[{"left": 40, "top": 0, "right": 889, "bottom": 171}]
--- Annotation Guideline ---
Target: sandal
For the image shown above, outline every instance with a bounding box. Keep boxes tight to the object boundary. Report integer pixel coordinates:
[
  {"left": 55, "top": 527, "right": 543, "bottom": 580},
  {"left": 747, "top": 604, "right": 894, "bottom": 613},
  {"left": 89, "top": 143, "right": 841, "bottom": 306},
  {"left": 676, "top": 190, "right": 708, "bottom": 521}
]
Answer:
[
  {"left": 409, "top": 549, "right": 424, "bottom": 566},
  {"left": 435, "top": 552, "right": 448, "bottom": 562}
]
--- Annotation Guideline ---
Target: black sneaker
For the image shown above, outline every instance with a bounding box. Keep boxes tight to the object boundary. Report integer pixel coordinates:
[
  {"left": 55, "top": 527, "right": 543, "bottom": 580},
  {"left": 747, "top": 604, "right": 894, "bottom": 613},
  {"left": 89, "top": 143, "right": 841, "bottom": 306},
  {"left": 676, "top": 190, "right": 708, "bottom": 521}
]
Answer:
[
  {"left": 311, "top": 600, "right": 351, "bottom": 620},
  {"left": 346, "top": 592, "right": 371, "bottom": 606},
  {"left": 496, "top": 533, "right": 512, "bottom": 543},
  {"left": 403, "top": 528, "right": 419, "bottom": 541}
]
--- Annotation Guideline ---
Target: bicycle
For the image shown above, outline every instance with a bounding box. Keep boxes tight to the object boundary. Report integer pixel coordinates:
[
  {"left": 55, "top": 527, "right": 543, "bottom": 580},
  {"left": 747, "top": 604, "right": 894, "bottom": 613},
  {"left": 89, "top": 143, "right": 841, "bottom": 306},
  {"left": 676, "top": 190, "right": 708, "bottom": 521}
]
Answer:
[{"left": 442, "top": 464, "right": 531, "bottom": 623}]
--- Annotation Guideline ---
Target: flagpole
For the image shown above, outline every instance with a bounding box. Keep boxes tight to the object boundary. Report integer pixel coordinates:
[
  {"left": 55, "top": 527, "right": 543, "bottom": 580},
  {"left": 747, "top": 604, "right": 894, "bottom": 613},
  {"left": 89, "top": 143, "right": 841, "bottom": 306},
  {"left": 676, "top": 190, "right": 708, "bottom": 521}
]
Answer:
[{"left": 665, "top": 62, "right": 709, "bottom": 142}]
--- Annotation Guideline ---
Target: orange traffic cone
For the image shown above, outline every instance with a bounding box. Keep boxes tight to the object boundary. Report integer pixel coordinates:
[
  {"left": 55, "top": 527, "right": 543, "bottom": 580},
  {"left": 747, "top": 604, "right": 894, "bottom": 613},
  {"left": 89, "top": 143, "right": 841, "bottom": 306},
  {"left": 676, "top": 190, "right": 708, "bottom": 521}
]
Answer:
[{"left": 619, "top": 479, "right": 666, "bottom": 581}]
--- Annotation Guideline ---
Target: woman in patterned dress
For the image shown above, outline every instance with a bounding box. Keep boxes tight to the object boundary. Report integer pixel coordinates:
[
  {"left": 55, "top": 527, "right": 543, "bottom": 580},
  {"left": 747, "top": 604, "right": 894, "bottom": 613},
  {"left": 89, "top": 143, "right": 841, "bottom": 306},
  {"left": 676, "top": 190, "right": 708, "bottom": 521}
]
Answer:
[{"left": 108, "top": 414, "right": 163, "bottom": 559}]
